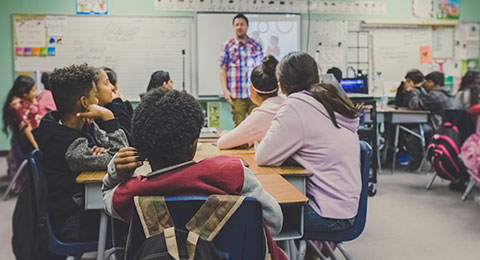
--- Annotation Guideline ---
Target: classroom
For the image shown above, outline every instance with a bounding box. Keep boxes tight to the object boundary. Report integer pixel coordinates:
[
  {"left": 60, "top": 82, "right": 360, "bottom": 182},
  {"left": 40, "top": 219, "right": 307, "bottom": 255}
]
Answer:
[{"left": 1, "top": 0, "right": 480, "bottom": 259}]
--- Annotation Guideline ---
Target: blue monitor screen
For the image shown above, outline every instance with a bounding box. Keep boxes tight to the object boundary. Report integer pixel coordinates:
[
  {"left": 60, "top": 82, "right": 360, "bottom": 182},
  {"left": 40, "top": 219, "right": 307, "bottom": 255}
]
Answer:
[{"left": 340, "top": 78, "right": 367, "bottom": 94}]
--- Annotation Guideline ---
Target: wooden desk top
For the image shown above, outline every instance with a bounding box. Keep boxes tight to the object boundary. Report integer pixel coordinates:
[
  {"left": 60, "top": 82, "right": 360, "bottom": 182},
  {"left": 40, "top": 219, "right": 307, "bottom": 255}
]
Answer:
[
  {"left": 195, "top": 143, "right": 312, "bottom": 176},
  {"left": 256, "top": 174, "right": 308, "bottom": 204},
  {"left": 76, "top": 170, "right": 308, "bottom": 204}
]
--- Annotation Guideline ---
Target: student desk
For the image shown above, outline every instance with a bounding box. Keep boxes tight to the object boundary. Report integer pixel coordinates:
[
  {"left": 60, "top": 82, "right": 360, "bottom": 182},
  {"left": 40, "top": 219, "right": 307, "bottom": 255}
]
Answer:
[
  {"left": 76, "top": 171, "right": 308, "bottom": 259},
  {"left": 195, "top": 142, "right": 313, "bottom": 194},
  {"left": 366, "top": 105, "right": 430, "bottom": 172}
]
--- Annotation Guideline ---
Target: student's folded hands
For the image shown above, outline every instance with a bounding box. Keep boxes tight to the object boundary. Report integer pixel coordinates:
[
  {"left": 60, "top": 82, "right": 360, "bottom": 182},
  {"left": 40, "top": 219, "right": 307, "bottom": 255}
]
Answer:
[
  {"left": 114, "top": 147, "right": 144, "bottom": 177},
  {"left": 90, "top": 145, "right": 109, "bottom": 156}
]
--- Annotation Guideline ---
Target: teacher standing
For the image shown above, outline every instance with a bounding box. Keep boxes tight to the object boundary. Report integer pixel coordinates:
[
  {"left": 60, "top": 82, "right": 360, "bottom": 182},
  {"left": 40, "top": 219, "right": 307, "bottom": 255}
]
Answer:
[{"left": 219, "top": 13, "right": 264, "bottom": 127}]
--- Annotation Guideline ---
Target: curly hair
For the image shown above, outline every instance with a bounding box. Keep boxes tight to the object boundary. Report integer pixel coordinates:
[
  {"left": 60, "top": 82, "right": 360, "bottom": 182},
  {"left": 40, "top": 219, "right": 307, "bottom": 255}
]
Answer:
[
  {"left": 49, "top": 64, "right": 95, "bottom": 117},
  {"left": 133, "top": 88, "right": 204, "bottom": 165}
]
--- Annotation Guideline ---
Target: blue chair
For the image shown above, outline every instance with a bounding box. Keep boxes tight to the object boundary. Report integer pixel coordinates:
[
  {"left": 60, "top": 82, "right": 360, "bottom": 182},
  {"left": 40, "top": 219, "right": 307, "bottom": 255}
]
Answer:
[
  {"left": 126, "top": 196, "right": 266, "bottom": 260},
  {"left": 28, "top": 150, "right": 100, "bottom": 259},
  {"left": 297, "top": 140, "right": 372, "bottom": 260},
  {"left": 3, "top": 138, "right": 29, "bottom": 200}
]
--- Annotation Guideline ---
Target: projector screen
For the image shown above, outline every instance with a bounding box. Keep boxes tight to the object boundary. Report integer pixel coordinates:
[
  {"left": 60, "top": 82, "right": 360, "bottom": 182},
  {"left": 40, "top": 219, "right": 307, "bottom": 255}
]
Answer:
[{"left": 197, "top": 13, "right": 301, "bottom": 96}]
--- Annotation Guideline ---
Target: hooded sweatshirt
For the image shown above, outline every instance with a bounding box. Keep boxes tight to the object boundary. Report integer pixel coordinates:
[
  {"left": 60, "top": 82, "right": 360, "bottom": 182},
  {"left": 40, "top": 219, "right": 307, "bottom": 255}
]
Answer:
[
  {"left": 256, "top": 91, "right": 361, "bottom": 219},
  {"left": 217, "top": 96, "right": 284, "bottom": 149},
  {"left": 33, "top": 111, "right": 128, "bottom": 227},
  {"left": 408, "top": 86, "right": 453, "bottom": 113}
]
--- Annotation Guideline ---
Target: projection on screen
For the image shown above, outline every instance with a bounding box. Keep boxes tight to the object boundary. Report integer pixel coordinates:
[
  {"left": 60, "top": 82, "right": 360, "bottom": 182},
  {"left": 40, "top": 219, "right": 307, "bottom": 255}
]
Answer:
[{"left": 247, "top": 14, "right": 299, "bottom": 61}]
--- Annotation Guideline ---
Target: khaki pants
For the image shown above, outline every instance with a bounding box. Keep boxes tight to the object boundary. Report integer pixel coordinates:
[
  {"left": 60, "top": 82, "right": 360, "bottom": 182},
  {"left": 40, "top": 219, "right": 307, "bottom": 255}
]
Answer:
[{"left": 231, "top": 98, "right": 257, "bottom": 127}]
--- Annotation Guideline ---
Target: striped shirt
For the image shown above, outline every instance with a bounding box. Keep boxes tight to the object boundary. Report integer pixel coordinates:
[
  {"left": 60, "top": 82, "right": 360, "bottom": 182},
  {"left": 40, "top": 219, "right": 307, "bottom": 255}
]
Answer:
[{"left": 219, "top": 37, "right": 263, "bottom": 99}]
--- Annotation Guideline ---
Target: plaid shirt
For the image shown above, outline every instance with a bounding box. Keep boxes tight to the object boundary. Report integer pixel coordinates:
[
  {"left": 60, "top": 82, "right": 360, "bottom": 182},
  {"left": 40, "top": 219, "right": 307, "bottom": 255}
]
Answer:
[{"left": 219, "top": 37, "right": 263, "bottom": 99}]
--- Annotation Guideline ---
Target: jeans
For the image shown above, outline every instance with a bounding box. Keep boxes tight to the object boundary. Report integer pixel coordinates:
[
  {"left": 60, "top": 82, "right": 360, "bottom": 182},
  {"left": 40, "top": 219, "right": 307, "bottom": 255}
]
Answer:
[{"left": 304, "top": 204, "right": 355, "bottom": 233}]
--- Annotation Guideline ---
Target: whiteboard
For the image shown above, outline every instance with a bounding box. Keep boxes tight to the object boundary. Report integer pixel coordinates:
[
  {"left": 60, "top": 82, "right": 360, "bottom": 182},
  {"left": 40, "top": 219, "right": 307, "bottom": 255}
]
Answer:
[
  {"left": 302, "top": 20, "right": 348, "bottom": 74},
  {"left": 372, "top": 28, "right": 434, "bottom": 96},
  {"left": 14, "top": 15, "right": 193, "bottom": 101},
  {"left": 197, "top": 13, "right": 301, "bottom": 97}
]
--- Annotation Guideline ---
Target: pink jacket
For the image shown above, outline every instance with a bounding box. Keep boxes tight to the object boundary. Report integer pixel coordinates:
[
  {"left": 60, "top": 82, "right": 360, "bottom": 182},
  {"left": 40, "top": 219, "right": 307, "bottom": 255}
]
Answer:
[
  {"left": 217, "top": 96, "right": 284, "bottom": 149},
  {"left": 37, "top": 90, "right": 56, "bottom": 117},
  {"left": 256, "top": 92, "right": 361, "bottom": 219}
]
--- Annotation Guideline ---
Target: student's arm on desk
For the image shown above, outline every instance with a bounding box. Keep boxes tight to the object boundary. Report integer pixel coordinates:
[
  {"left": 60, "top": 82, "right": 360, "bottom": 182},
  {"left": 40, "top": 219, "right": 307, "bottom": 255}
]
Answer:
[
  {"left": 217, "top": 111, "right": 261, "bottom": 149},
  {"left": 241, "top": 166, "right": 283, "bottom": 236},
  {"left": 66, "top": 120, "right": 128, "bottom": 172},
  {"left": 256, "top": 103, "right": 303, "bottom": 166}
]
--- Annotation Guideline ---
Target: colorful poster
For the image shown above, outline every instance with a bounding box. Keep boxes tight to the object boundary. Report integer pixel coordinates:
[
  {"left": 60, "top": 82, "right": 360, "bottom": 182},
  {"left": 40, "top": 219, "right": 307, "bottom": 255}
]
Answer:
[
  {"left": 207, "top": 102, "right": 220, "bottom": 128},
  {"left": 420, "top": 45, "right": 433, "bottom": 64},
  {"left": 76, "top": 0, "right": 108, "bottom": 15},
  {"left": 437, "top": 0, "right": 460, "bottom": 19},
  {"left": 461, "top": 59, "right": 479, "bottom": 75}
]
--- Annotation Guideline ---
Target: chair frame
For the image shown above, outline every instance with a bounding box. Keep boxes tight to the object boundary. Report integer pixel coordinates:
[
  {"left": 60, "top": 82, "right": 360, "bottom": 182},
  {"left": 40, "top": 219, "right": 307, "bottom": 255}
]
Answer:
[
  {"left": 28, "top": 150, "right": 100, "bottom": 259},
  {"left": 297, "top": 141, "right": 372, "bottom": 260}
]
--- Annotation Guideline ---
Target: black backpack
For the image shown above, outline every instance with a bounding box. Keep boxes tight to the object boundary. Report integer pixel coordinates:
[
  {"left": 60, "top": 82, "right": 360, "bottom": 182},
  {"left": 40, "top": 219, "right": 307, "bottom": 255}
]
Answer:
[
  {"left": 128, "top": 195, "right": 268, "bottom": 260},
  {"left": 427, "top": 121, "right": 469, "bottom": 181},
  {"left": 12, "top": 151, "right": 49, "bottom": 260}
]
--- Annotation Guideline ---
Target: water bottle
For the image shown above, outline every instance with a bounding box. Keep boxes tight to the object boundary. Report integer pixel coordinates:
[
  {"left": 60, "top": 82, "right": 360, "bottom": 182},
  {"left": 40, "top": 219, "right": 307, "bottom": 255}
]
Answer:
[{"left": 377, "top": 71, "right": 387, "bottom": 109}]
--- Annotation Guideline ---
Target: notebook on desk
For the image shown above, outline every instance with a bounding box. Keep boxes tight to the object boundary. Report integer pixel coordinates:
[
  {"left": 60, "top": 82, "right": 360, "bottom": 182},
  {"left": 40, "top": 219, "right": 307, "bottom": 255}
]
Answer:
[{"left": 200, "top": 127, "right": 219, "bottom": 138}]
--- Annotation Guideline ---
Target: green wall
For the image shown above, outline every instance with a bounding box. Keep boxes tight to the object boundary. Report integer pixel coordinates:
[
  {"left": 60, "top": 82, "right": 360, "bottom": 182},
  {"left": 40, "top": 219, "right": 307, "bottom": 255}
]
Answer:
[{"left": 1, "top": 0, "right": 479, "bottom": 150}]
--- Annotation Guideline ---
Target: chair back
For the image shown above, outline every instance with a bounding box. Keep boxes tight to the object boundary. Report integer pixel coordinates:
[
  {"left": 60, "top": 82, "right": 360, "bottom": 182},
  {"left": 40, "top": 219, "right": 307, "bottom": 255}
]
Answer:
[
  {"left": 126, "top": 196, "right": 265, "bottom": 260},
  {"left": 28, "top": 149, "right": 99, "bottom": 256},
  {"left": 302, "top": 140, "right": 372, "bottom": 242}
]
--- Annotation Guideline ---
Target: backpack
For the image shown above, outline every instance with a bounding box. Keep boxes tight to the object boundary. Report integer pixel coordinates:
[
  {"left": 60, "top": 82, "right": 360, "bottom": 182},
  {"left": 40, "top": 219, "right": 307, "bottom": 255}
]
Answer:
[
  {"left": 11, "top": 151, "right": 49, "bottom": 260},
  {"left": 427, "top": 121, "right": 469, "bottom": 181},
  {"left": 128, "top": 195, "right": 270, "bottom": 260},
  {"left": 459, "top": 112, "right": 480, "bottom": 181}
]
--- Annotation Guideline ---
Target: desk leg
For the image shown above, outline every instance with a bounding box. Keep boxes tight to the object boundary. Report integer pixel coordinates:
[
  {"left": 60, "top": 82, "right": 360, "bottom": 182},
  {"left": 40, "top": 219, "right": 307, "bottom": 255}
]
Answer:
[
  {"left": 417, "top": 124, "right": 426, "bottom": 172},
  {"left": 391, "top": 124, "right": 400, "bottom": 174},
  {"left": 96, "top": 211, "right": 108, "bottom": 260}
]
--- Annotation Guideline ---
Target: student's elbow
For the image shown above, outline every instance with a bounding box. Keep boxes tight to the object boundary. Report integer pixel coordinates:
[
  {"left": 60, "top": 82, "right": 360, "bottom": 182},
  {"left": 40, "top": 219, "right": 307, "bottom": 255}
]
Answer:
[
  {"left": 216, "top": 136, "right": 229, "bottom": 150},
  {"left": 255, "top": 151, "right": 280, "bottom": 166}
]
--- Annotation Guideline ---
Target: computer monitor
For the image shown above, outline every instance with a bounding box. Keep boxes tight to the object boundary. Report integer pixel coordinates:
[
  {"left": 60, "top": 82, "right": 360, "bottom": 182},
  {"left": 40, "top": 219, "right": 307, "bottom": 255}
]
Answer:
[{"left": 340, "top": 77, "right": 368, "bottom": 94}]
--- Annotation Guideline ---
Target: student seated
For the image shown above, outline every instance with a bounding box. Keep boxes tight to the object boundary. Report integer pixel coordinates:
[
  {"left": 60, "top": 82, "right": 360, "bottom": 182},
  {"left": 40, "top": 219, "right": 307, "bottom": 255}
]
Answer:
[
  {"left": 140, "top": 70, "right": 173, "bottom": 99},
  {"left": 95, "top": 67, "right": 134, "bottom": 145},
  {"left": 37, "top": 72, "right": 57, "bottom": 116},
  {"left": 408, "top": 71, "right": 452, "bottom": 113},
  {"left": 217, "top": 55, "right": 283, "bottom": 149},
  {"left": 403, "top": 71, "right": 453, "bottom": 170},
  {"left": 102, "top": 88, "right": 286, "bottom": 259},
  {"left": 394, "top": 69, "right": 425, "bottom": 107},
  {"left": 255, "top": 52, "right": 361, "bottom": 234},
  {"left": 2, "top": 76, "right": 41, "bottom": 191},
  {"left": 454, "top": 70, "right": 480, "bottom": 111},
  {"left": 33, "top": 64, "right": 128, "bottom": 244}
]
